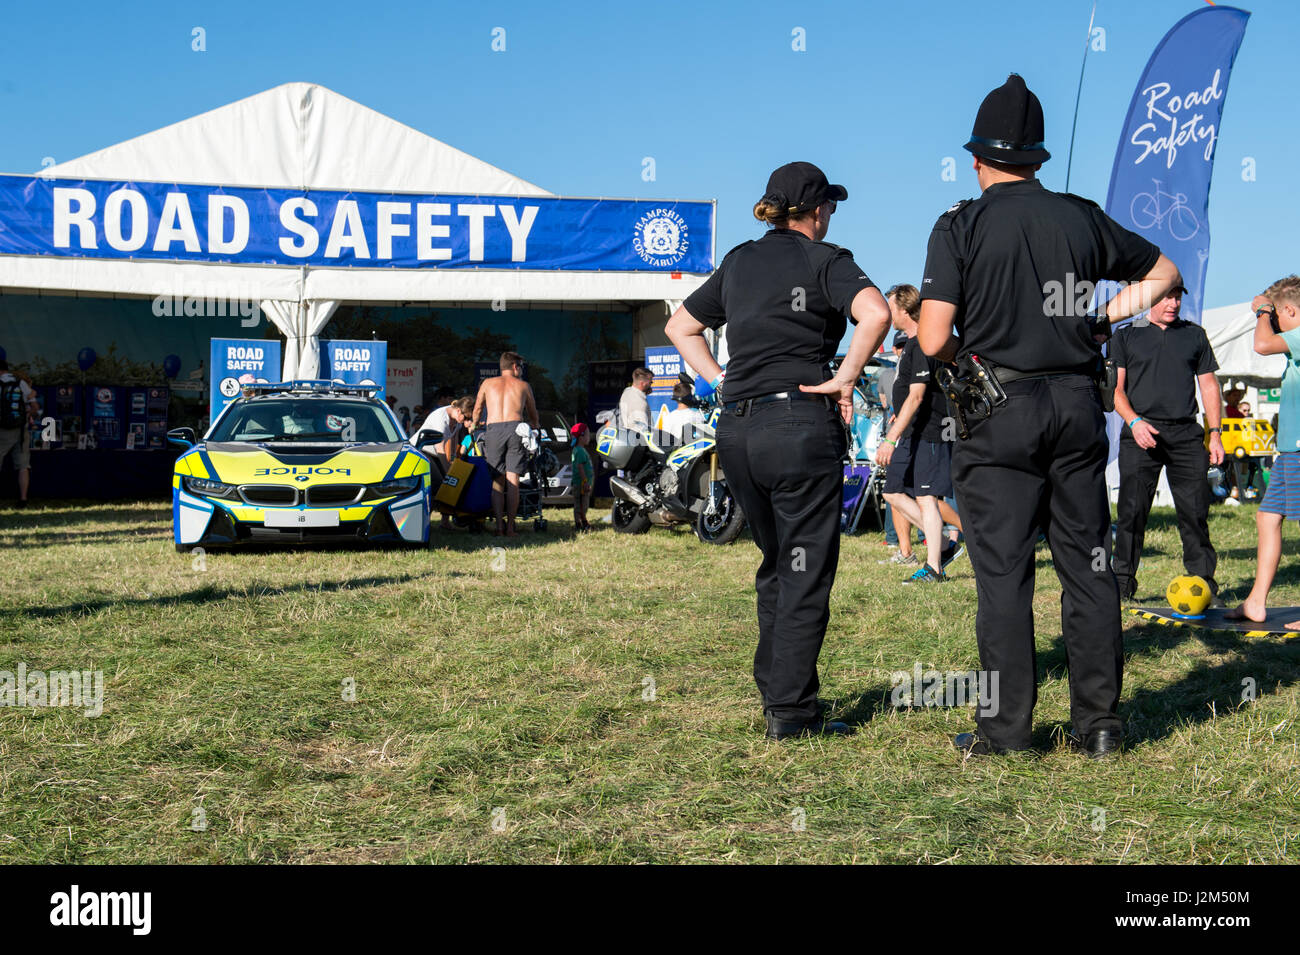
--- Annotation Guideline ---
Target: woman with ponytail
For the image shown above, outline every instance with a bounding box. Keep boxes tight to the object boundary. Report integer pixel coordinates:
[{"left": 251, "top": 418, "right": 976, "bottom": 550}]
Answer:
[{"left": 666, "top": 161, "right": 892, "bottom": 740}]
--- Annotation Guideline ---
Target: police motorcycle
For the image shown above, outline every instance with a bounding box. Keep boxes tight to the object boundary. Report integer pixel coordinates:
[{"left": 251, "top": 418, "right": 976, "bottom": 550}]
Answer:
[{"left": 596, "top": 373, "right": 745, "bottom": 544}]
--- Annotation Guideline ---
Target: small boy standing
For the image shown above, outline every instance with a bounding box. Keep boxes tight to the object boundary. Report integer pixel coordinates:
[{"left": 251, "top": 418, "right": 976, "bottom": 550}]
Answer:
[
  {"left": 569, "top": 423, "right": 594, "bottom": 531},
  {"left": 1228, "top": 276, "right": 1300, "bottom": 628}
]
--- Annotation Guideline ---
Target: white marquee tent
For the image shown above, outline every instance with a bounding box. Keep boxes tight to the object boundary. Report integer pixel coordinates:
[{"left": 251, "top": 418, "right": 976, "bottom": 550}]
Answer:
[{"left": 0, "top": 82, "right": 705, "bottom": 378}]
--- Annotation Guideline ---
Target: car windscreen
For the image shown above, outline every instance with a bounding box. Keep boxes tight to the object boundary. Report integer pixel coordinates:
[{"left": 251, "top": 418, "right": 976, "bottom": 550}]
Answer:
[{"left": 210, "top": 399, "right": 401, "bottom": 443}]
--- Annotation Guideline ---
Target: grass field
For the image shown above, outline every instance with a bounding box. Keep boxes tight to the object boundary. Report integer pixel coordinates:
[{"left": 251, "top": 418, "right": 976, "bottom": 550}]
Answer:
[{"left": 0, "top": 500, "right": 1297, "bottom": 864}]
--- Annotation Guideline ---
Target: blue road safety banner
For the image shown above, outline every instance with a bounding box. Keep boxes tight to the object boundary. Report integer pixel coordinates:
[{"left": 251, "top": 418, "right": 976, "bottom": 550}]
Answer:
[
  {"left": 0, "top": 176, "right": 715, "bottom": 273},
  {"left": 320, "top": 340, "right": 387, "bottom": 400},
  {"left": 645, "top": 346, "right": 683, "bottom": 430},
  {"left": 1103, "top": 6, "right": 1250, "bottom": 324},
  {"left": 210, "top": 338, "right": 281, "bottom": 420}
]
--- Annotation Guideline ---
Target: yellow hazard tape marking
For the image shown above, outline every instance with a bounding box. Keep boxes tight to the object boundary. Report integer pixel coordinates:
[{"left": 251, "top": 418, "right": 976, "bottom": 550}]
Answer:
[{"left": 1127, "top": 607, "right": 1288, "bottom": 639}]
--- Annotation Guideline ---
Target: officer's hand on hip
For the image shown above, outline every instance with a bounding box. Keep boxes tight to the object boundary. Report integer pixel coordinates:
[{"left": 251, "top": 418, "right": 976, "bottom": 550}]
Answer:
[
  {"left": 1208, "top": 432, "right": 1225, "bottom": 466},
  {"left": 1132, "top": 420, "right": 1160, "bottom": 450},
  {"left": 799, "top": 375, "right": 854, "bottom": 423},
  {"left": 875, "top": 441, "right": 894, "bottom": 467}
]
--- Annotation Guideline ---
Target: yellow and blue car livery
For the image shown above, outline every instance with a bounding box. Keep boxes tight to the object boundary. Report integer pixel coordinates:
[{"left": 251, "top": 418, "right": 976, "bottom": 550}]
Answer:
[{"left": 170, "top": 383, "right": 432, "bottom": 549}]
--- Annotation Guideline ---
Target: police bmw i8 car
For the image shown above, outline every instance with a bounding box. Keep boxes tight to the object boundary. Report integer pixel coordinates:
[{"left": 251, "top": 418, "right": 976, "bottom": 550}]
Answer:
[{"left": 169, "top": 381, "right": 433, "bottom": 550}]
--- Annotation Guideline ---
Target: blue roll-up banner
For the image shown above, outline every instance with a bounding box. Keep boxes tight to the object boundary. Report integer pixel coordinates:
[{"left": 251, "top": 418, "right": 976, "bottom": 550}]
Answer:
[
  {"left": 1103, "top": 5, "right": 1250, "bottom": 324},
  {"left": 210, "top": 338, "right": 281, "bottom": 421},
  {"left": 645, "top": 346, "right": 683, "bottom": 429},
  {"left": 320, "top": 340, "right": 387, "bottom": 400},
  {"left": 0, "top": 176, "right": 714, "bottom": 273}
]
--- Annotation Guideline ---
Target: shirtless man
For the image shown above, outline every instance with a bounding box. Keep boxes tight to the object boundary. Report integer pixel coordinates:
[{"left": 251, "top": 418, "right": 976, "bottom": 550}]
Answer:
[{"left": 473, "top": 351, "right": 540, "bottom": 536}]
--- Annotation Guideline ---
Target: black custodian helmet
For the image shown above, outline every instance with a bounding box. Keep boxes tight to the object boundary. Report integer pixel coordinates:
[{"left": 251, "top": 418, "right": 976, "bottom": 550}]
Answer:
[{"left": 964, "top": 73, "right": 1051, "bottom": 166}]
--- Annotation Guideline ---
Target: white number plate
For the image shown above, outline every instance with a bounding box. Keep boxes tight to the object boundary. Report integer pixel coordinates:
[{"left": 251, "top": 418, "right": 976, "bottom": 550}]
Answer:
[{"left": 263, "top": 509, "right": 340, "bottom": 528}]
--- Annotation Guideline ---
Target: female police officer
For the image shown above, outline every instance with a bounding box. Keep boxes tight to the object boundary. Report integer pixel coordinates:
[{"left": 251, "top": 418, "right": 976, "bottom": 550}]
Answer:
[{"left": 666, "top": 161, "right": 891, "bottom": 740}]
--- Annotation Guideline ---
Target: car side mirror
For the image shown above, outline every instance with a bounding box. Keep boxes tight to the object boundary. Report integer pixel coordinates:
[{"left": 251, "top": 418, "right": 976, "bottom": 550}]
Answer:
[
  {"left": 413, "top": 428, "right": 443, "bottom": 452},
  {"left": 167, "top": 427, "right": 197, "bottom": 449}
]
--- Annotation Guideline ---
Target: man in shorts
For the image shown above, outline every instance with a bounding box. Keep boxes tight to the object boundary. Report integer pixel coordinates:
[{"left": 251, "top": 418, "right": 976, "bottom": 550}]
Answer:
[
  {"left": 0, "top": 360, "right": 39, "bottom": 508},
  {"left": 472, "top": 351, "right": 540, "bottom": 537}
]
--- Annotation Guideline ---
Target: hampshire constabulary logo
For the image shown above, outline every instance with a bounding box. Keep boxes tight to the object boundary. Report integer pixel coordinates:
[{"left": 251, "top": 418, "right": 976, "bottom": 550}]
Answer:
[{"left": 633, "top": 208, "right": 689, "bottom": 268}]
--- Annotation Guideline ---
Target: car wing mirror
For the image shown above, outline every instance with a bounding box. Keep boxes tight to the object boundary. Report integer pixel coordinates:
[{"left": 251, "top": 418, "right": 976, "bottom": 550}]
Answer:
[
  {"left": 412, "top": 428, "right": 443, "bottom": 451},
  {"left": 166, "top": 427, "right": 197, "bottom": 449}
]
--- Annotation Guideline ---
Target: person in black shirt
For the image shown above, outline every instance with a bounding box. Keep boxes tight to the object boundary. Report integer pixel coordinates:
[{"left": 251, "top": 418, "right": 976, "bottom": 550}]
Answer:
[
  {"left": 666, "top": 161, "right": 891, "bottom": 741},
  {"left": 877, "top": 284, "right": 960, "bottom": 582},
  {"left": 917, "top": 74, "right": 1179, "bottom": 759},
  {"left": 1111, "top": 286, "right": 1226, "bottom": 602},
  {"left": 877, "top": 331, "right": 917, "bottom": 564}
]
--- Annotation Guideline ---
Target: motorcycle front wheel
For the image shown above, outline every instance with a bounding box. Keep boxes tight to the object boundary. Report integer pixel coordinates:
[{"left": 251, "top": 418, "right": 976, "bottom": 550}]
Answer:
[
  {"left": 695, "top": 491, "right": 745, "bottom": 545},
  {"left": 611, "top": 500, "right": 652, "bottom": 534}
]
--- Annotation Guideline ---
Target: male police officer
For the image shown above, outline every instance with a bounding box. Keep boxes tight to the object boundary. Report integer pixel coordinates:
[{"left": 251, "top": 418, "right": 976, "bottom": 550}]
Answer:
[
  {"left": 917, "top": 74, "right": 1179, "bottom": 758},
  {"left": 1112, "top": 285, "right": 1226, "bottom": 604}
]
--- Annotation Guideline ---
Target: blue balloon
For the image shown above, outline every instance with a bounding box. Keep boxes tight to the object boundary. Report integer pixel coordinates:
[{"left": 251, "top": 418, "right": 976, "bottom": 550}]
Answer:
[
  {"left": 76, "top": 347, "right": 96, "bottom": 371},
  {"left": 163, "top": 354, "right": 182, "bottom": 379}
]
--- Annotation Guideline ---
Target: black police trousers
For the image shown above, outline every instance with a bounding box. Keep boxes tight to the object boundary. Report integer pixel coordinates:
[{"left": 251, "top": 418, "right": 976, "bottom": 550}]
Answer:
[
  {"left": 1113, "top": 421, "right": 1216, "bottom": 595},
  {"left": 952, "top": 375, "right": 1122, "bottom": 749},
  {"left": 716, "top": 396, "right": 846, "bottom": 723}
]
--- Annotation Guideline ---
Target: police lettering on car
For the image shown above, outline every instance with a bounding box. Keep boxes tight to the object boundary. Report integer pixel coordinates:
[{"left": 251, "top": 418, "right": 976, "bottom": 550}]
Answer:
[
  {"left": 666, "top": 162, "right": 891, "bottom": 741},
  {"left": 915, "top": 75, "right": 1180, "bottom": 759}
]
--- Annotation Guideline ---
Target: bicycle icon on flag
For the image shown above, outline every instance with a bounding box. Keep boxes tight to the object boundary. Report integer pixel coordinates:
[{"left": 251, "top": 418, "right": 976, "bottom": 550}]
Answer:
[{"left": 1129, "top": 179, "right": 1200, "bottom": 241}]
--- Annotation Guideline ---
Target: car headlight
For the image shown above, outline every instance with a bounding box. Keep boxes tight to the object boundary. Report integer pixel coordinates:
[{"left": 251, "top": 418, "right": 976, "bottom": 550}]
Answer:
[
  {"left": 367, "top": 476, "right": 421, "bottom": 499},
  {"left": 184, "top": 476, "right": 237, "bottom": 499}
]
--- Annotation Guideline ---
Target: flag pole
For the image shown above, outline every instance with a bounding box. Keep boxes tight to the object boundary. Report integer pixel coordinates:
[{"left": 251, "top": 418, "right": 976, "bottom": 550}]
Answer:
[{"left": 1065, "top": 2, "right": 1098, "bottom": 193}]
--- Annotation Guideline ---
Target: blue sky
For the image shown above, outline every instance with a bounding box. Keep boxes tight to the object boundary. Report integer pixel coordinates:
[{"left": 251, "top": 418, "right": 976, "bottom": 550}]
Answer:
[{"left": 0, "top": 0, "right": 1294, "bottom": 330}]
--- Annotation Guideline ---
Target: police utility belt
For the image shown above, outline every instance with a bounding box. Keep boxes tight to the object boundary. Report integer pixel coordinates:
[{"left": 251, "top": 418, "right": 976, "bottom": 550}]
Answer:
[
  {"left": 936, "top": 354, "right": 1117, "bottom": 440},
  {"left": 722, "top": 391, "right": 833, "bottom": 416}
]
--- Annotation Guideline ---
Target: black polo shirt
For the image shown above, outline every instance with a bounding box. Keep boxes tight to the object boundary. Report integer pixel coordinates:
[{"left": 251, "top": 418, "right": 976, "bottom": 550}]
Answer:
[
  {"left": 1110, "top": 318, "right": 1218, "bottom": 421},
  {"left": 893, "top": 337, "right": 948, "bottom": 442},
  {"left": 920, "top": 179, "right": 1162, "bottom": 372},
  {"left": 683, "top": 229, "right": 876, "bottom": 401}
]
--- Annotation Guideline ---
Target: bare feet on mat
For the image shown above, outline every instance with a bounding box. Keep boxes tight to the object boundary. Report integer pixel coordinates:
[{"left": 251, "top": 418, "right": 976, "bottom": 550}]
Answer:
[{"left": 1225, "top": 600, "right": 1267, "bottom": 623}]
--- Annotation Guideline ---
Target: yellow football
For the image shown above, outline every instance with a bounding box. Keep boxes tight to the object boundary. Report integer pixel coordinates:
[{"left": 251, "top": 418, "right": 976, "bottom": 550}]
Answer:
[{"left": 1167, "top": 575, "right": 1212, "bottom": 616}]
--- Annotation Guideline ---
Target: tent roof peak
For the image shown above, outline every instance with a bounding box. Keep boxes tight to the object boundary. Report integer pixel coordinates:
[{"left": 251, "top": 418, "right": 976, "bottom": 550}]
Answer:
[{"left": 47, "top": 81, "right": 552, "bottom": 197}]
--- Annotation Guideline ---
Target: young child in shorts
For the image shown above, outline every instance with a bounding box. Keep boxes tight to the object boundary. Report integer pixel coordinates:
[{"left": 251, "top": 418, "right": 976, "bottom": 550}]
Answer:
[
  {"left": 1228, "top": 276, "right": 1300, "bottom": 629},
  {"left": 569, "top": 423, "right": 594, "bottom": 531}
]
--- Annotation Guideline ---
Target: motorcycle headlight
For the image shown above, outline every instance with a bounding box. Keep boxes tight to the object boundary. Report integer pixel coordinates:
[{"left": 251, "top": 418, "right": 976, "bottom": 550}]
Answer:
[
  {"left": 184, "top": 476, "right": 236, "bottom": 499},
  {"left": 367, "top": 476, "right": 421, "bottom": 499}
]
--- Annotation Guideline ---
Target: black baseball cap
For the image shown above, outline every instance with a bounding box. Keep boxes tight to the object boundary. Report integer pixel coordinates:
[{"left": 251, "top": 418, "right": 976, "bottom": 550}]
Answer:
[
  {"left": 762, "top": 161, "right": 848, "bottom": 216},
  {"left": 892, "top": 331, "right": 910, "bottom": 348}
]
